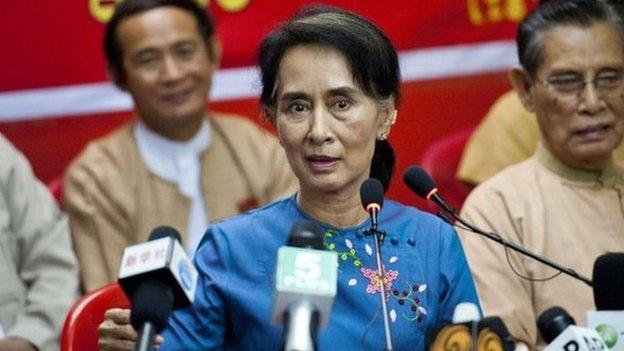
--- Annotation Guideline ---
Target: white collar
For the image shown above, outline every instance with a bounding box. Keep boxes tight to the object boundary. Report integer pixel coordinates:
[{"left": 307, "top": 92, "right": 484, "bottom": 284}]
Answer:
[{"left": 133, "top": 119, "right": 211, "bottom": 184}]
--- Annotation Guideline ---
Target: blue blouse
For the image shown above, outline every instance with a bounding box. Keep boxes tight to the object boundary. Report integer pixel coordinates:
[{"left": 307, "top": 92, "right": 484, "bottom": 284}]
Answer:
[{"left": 161, "top": 195, "right": 480, "bottom": 350}]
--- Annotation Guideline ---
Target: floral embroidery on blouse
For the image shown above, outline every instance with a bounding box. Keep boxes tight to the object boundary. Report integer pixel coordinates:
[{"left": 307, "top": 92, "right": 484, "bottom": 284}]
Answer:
[
  {"left": 391, "top": 282, "right": 428, "bottom": 322},
  {"left": 323, "top": 229, "right": 427, "bottom": 323},
  {"left": 361, "top": 266, "right": 398, "bottom": 294}
]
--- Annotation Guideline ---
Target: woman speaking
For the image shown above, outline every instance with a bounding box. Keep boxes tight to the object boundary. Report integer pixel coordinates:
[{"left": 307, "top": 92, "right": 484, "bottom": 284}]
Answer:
[{"left": 99, "top": 5, "right": 480, "bottom": 350}]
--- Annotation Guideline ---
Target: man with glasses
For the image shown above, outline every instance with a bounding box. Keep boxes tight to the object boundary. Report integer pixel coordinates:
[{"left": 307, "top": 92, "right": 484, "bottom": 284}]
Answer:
[{"left": 459, "top": 0, "right": 624, "bottom": 347}]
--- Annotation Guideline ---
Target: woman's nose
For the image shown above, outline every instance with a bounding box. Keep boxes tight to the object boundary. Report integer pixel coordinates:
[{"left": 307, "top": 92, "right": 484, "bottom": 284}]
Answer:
[{"left": 307, "top": 108, "right": 334, "bottom": 144}]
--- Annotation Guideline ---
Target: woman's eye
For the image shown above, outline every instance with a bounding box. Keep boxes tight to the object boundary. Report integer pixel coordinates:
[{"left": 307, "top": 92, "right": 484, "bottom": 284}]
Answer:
[
  {"left": 287, "top": 103, "right": 308, "bottom": 114},
  {"left": 332, "top": 99, "right": 351, "bottom": 110}
]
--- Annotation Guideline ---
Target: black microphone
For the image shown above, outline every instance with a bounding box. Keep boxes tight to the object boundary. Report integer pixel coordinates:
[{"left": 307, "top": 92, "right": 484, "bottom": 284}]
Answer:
[
  {"left": 359, "top": 178, "right": 394, "bottom": 350},
  {"left": 118, "top": 226, "right": 198, "bottom": 351},
  {"left": 537, "top": 306, "right": 607, "bottom": 350},
  {"left": 403, "top": 165, "right": 454, "bottom": 214},
  {"left": 360, "top": 178, "right": 384, "bottom": 231},
  {"left": 593, "top": 253, "right": 624, "bottom": 310},
  {"left": 538, "top": 307, "right": 576, "bottom": 344},
  {"left": 402, "top": 165, "right": 593, "bottom": 287}
]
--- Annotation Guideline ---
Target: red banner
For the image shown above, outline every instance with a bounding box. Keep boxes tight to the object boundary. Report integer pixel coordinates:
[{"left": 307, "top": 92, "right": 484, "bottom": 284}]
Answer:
[{"left": 1, "top": 0, "right": 535, "bottom": 92}]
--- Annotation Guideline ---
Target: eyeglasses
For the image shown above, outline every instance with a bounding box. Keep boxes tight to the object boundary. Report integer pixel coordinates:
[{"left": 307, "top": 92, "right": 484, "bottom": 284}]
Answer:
[{"left": 536, "top": 70, "right": 624, "bottom": 99}]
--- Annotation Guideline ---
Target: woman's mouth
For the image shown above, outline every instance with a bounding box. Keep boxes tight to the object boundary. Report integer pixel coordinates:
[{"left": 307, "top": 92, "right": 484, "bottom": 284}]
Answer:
[{"left": 306, "top": 155, "right": 340, "bottom": 171}]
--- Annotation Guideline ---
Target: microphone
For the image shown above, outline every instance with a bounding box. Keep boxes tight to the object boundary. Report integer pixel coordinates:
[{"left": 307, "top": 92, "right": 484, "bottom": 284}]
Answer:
[
  {"left": 360, "top": 178, "right": 384, "bottom": 231},
  {"left": 403, "top": 165, "right": 454, "bottom": 214},
  {"left": 360, "top": 178, "right": 393, "bottom": 350},
  {"left": 587, "top": 253, "right": 624, "bottom": 350},
  {"left": 538, "top": 307, "right": 607, "bottom": 351},
  {"left": 593, "top": 253, "right": 624, "bottom": 310},
  {"left": 117, "top": 226, "right": 198, "bottom": 351},
  {"left": 402, "top": 165, "right": 593, "bottom": 287},
  {"left": 428, "top": 302, "right": 515, "bottom": 351},
  {"left": 272, "top": 221, "right": 338, "bottom": 351}
]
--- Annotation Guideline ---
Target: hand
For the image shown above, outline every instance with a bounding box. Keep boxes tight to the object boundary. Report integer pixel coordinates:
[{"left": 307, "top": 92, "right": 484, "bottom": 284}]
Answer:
[
  {"left": 98, "top": 308, "right": 163, "bottom": 351},
  {"left": 0, "top": 337, "right": 37, "bottom": 351}
]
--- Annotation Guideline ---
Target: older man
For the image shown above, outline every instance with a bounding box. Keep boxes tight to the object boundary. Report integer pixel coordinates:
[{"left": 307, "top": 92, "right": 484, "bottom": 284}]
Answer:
[
  {"left": 460, "top": 0, "right": 624, "bottom": 346},
  {"left": 0, "top": 134, "right": 79, "bottom": 351},
  {"left": 64, "top": 0, "right": 296, "bottom": 292}
]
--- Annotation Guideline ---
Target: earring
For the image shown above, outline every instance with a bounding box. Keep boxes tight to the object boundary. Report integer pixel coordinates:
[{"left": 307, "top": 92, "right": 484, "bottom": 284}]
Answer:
[{"left": 377, "top": 110, "right": 397, "bottom": 141}]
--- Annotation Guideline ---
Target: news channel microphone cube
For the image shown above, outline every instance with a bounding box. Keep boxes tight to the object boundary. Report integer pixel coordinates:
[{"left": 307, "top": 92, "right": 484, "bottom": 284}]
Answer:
[
  {"left": 588, "top": 311, "right": 624, "bottom": 350},
  {"left": 543, "top": 325, "right": 608, "bottom": 351},
  {"left": 118, "top": 237, "right": 198, "bottom": 308},
  {"left": 273, "top": 246, "right": 338, "bottom": 328}
]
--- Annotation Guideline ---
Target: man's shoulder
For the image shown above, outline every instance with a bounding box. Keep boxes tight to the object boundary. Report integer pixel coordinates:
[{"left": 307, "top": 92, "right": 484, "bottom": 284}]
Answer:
[
  {"left": 211, "top": 113, "right": 276, "bottom": 144},
  {"left": 64, "top": 123, "right": 138, "bottom": 183},
  {"left": 464, "top": 158, "right": 539, "bottom": 208}
]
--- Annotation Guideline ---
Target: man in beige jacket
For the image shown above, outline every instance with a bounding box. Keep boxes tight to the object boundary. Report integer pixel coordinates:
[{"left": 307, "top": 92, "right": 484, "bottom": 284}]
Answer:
[
  {"left": 63, "top": 0, "right": 296, "bottom": 292},
  {"left": 460, "top": 0, "right": 624, "bottom": 347},
  {"left": 0, "top": 133, "right": 79, "bottom": 351}
]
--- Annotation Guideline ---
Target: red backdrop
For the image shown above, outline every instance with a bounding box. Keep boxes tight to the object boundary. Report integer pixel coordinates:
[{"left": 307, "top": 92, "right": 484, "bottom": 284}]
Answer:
[{"left": 0, "top": 0, "right": 536, "bottom": 208}]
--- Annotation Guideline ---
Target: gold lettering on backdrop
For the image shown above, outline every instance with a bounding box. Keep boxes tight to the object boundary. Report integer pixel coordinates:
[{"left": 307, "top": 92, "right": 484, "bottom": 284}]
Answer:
[
  {"left": 468, "top": 0, "right": 531, "bottom": 26},
  {"left": 89, "top": 0, "right": 122, "bottom": 23},
  {"left": 216, "top": 0, "right": 250, "bottom": 12},
  {"left": 89, "top": 0, "right": 250, "bottom": 23}
]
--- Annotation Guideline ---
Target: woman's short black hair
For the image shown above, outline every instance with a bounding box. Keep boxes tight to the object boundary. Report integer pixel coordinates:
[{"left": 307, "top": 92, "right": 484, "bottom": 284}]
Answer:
[
  {"left": 257, "top": 5, "right": 401, "bottom": 191},
  {"left": 518, "top": 0, "right": 623, "bottom": 77},
  {"left": 104, "top": 0, "right": 215, "bottom": 85}
]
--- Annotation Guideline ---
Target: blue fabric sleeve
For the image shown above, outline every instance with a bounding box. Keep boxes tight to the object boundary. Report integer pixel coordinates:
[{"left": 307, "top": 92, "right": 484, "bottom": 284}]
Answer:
[
  {"left": 159, "top": 226, "right": 231, "bottom": 350},
  {"left": 436, "top": 224, "right": 482, "bottom": 323}
]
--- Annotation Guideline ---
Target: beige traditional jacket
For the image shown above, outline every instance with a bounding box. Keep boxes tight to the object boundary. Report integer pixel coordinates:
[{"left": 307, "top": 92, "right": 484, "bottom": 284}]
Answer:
[
  {"left": 0, "top": 133, "right": 79, "bottom": 351},
  {"left": 459, "top": 145, "right": 624, "bottom": 348},
  {"left": 63, "top": 113, "right": 297, "bottom": 292}
]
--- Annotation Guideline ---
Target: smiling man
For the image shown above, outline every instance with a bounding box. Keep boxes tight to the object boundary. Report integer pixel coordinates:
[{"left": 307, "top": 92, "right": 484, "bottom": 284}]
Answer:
[
  {"left": 63, "top": 0, "right": 296, "bottom": 292},
  {"left": 458, "top": 0, "right": 624, "bottom": 347}
]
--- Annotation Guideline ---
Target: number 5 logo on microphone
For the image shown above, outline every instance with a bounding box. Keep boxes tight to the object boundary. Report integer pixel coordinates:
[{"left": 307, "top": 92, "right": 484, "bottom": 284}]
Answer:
[
  {"left": 277, "top": 247, "right": 337, "bottom": 295},
  {"left": 294, "top": 252, "right": 322, "bottom": 281}
]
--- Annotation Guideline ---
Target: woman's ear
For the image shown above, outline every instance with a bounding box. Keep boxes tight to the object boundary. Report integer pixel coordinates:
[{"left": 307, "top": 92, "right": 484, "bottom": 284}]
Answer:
[
  {"left": 377, "top": 106, "right": 397, "bottom": 141},
  {"left": 509, "top": 68, "right": 536, "bottom": 113}
]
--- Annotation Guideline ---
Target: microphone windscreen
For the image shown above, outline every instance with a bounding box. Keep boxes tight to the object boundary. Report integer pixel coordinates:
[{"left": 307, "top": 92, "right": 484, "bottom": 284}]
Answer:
[
  {"left": 287, "top": 221, "right": 324, "bottom": 250},
  {"left": 360, "top": 178, "right": 384, "bottom": 209},
  {"left": 130, "top": 279, "right": 174, "bottom": 333},
  {"left": 148, "top": 225, "right": 182, "bottom": 243},
  {"left": 593, "top": 253, "right": 624, "bottom": 310},
  {"left": 403, "top": 165, "right": 437, "bottom": 199},
  {"left": 537, "top": 306, "right": 576, "bottom": 343},
  {"left": 479, "top": 316, "right": 516, "bottom": 351}
]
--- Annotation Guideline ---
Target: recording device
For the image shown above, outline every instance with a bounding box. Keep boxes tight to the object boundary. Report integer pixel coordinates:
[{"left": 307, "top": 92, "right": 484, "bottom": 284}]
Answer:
[
  {"left": 402, "top": 165, "right": 593, "bottom": 287},
  {"left": 428, "top": 302, "right": 515, "bottom": 351},
  {"left": 360, "top": 178, "right": 384, "bottom": 231},
  {"left": 118, "top": 226, "right": 198, "bottom": 351},
  {"left": 360, "top": 178, "right": 393, "bottom": 350},
  {"left": 272, "top": 221, "right": 338, "bottom": 351},
  {"left": 587, "top": 253, "right": 624, "bottom": 351},
  {"left": 538, "top": 307, "right": 607, "bottom": 351}
]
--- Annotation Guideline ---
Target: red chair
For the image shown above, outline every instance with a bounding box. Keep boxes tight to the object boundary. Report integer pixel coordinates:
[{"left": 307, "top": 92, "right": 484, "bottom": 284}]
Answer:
[
  {"left": 61, "top": 283, "right": 130, "bottom": 351},
  {"left": 47, "top": 176, "right": 63, "bottom": 205},
  {"left": 420, "top": 127, "right": 475, "bottom": 213}
]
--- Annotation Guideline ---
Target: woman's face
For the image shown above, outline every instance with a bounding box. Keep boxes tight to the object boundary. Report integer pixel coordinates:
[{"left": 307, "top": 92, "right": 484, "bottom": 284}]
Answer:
[{"left": 274, "top": 44, "right": 393, "bottom": 196}]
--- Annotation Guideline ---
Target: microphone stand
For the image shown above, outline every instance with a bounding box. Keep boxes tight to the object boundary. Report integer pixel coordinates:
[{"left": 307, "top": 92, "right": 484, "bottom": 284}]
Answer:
[
  {"left": 433, "top": 197, "right": 593, "bottom": 287},
  {"left": 365, "top": 222, "right": 394, "bottom": 351}
]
